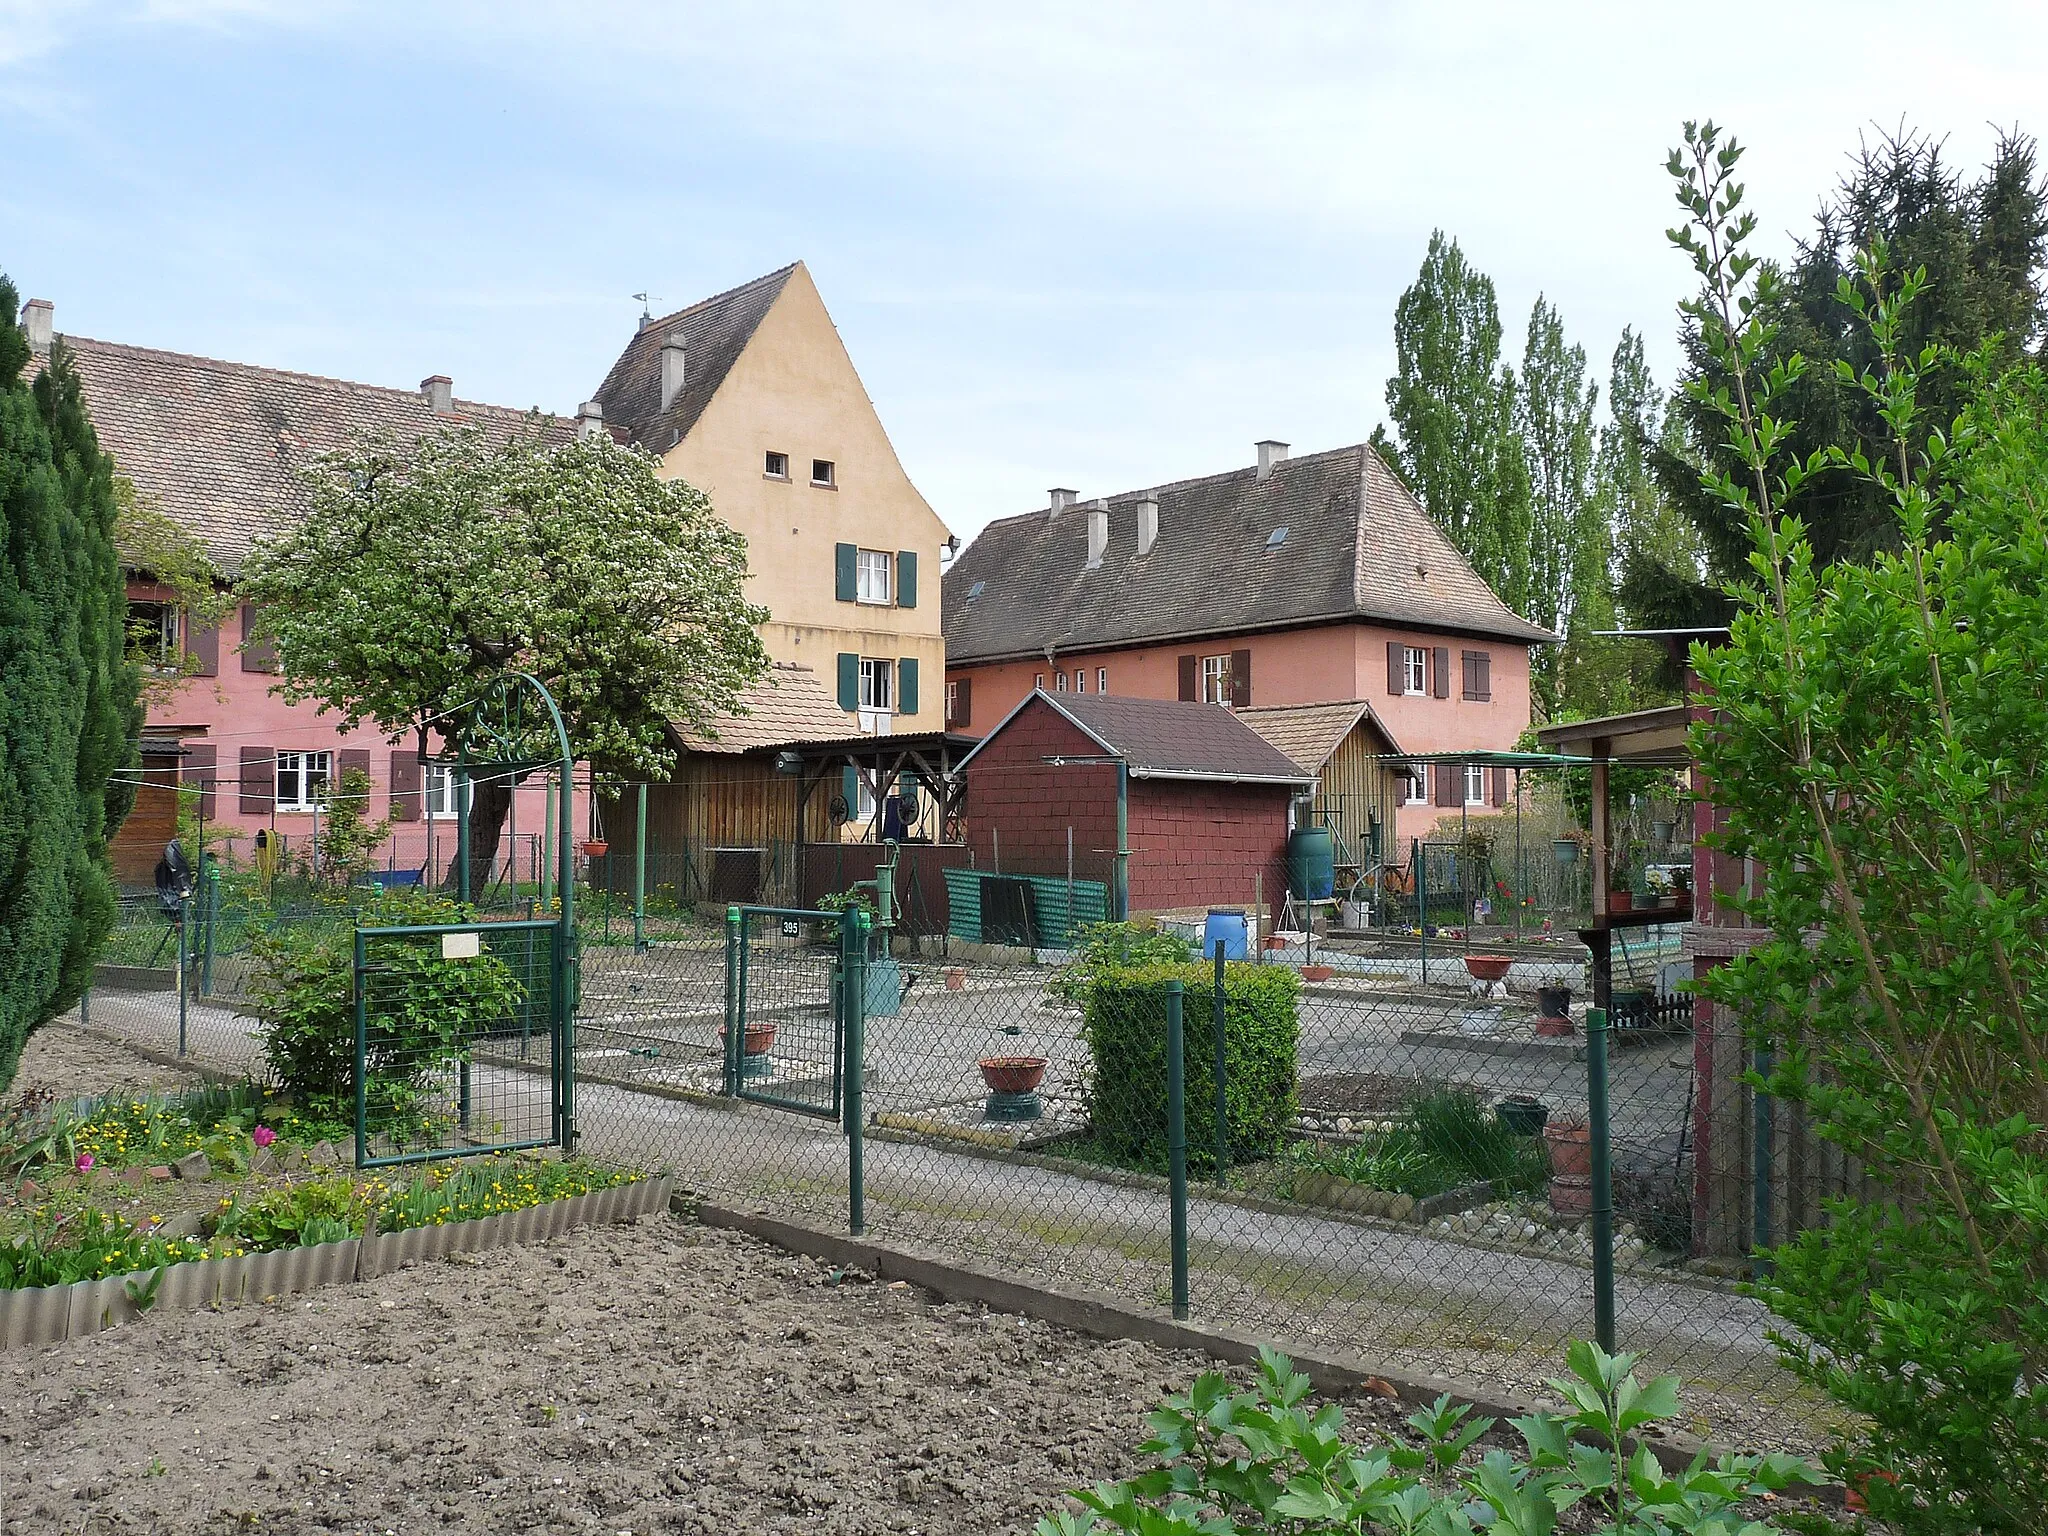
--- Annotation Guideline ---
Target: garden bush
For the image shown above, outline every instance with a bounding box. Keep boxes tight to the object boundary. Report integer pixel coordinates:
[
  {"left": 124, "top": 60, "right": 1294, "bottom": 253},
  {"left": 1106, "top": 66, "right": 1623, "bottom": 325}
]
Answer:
[
  {"left": 1079, "top": 961, "right": 1298, "bottom": 1172},
  {"left": 245, "top": 891, "right": 523, "bottom": 1127},
  {"left": 1037, "top": 1339, "right": 1818, "bottom": 1534}
]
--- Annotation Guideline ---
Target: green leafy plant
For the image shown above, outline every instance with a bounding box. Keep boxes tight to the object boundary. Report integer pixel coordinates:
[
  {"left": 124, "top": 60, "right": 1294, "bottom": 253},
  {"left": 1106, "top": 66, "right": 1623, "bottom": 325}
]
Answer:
[
  {"left": 314, "top": 764, "right": 392, "bottom": 886},
  {"left": 1078, "top": 961, "right": 1298, "bottom": 1173},
  {"left": 1037, "top": 1340, "right": 1818, "bottom": 1535},
  {"left": 0, "top": 1208, "right": 222, "bottom": 1291},
  {"left": 1052, "top": 921, "right": 1196, "bottom": 1006},
  {"left": 1289, "top": 1089, "right": 1546, "bottom": 1201},
  {"left": 1668, "top": 121, "right": 2048, "bottom": 1528}
]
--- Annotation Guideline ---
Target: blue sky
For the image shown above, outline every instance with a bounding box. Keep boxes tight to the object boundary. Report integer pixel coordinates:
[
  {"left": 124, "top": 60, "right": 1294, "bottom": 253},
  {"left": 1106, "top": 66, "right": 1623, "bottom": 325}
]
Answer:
[{"left": 4, "top": 2, "right": 2043, "bottom": 544}]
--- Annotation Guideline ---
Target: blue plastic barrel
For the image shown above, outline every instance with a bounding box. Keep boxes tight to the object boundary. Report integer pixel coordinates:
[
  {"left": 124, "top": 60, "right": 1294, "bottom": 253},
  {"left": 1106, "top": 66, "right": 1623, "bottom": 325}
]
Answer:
[
  {"left": 1287, "top": 826, "right": 1337, "bottom": 901},
  {"left": 1203, "top": 909, "right": 1249, "bottom": 960}
]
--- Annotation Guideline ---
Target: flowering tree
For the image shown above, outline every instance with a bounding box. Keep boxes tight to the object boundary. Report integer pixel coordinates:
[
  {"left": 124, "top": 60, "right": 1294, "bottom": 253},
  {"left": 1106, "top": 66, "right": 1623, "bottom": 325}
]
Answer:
[{"left": 239, "top": 427, "right": 768, "bottom": 878}]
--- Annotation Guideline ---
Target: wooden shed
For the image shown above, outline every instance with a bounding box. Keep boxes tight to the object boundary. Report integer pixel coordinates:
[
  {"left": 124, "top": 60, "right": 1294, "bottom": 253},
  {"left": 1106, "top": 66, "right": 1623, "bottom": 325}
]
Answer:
[{"left": 1238, "top": 699, "right": 1404, "bottom": 886}]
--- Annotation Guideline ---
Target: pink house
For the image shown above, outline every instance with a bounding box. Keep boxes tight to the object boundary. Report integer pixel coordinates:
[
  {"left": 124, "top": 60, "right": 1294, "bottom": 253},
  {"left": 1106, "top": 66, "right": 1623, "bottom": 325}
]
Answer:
[
  {"left": 941, "top": 440, "right": 1552, "bottom": 862},
  {"left": 20, "top": 301, "right": 586, "bottom": 888}
]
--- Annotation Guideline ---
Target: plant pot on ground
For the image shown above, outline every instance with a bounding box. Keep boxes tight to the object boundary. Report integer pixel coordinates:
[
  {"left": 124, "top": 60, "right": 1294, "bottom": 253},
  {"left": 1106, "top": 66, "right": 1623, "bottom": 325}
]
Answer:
[
  {"left": 1300, "top": 964, "right": 1335, "bottom": 982},
  {"left": 716, "top": 1022, "right": 777, "bottom": 1057},
  {"left": 1541, "top": 1117, "right": 1591, "bottom": 1178},
  {"left": 977, "top": 1056, "right": 1048, "bottom": 1094}
]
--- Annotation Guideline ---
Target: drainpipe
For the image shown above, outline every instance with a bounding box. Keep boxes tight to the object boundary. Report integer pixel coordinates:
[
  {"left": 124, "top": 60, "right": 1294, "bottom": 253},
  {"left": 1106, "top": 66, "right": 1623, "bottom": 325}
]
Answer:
[{"left": 1114, "top": 763, "right": 1130, "bottom": 920}]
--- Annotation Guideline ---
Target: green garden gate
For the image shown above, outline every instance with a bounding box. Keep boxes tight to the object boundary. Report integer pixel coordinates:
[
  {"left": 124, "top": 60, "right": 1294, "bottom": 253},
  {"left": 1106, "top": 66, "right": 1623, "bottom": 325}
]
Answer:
[{"left": 724, "top": 905, "right": 869, "bottom": 1126}]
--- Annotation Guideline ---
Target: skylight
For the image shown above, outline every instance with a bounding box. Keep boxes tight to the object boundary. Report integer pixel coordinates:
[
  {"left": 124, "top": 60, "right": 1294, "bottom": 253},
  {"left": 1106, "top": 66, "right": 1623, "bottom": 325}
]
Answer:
[
  {"left": 967, "top": 580, "right": 986, "bottom": 599},
  {"left": 1265, "top": 527, "right": 1289, "bottom": 549}
]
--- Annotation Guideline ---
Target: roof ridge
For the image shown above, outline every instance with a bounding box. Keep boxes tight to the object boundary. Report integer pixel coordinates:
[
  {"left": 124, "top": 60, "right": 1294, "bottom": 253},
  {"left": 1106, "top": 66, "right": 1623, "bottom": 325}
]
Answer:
[
  {"left": 975, "top": 442, "right": 1368, "bottom": 529},
  {"left": 638, "top": 262, "right": 801, "bottom": 335},
  {"left": 55, "top": 334, "right": 568, "bottom": 423}
]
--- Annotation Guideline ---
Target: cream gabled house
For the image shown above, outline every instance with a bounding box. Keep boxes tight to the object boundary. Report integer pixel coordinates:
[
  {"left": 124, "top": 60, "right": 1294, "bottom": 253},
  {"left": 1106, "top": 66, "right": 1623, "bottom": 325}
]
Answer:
[{"left": 589, "top": 263, "right": 950, "bottom": 736}]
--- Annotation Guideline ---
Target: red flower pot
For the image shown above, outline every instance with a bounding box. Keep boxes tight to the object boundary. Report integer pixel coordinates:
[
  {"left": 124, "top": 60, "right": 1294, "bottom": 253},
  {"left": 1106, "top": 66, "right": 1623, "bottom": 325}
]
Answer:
[
  {"left": 580, "top": 839, "right": 610, "bottom": 859},
  {"left": 1608, "top": 891, "right": 1634, "bottom": 915},
  {"left": 1543, "top": 1119, "right": 1592, "bottom": 1178},
  {"left": 1464, "top": 954, "right": 1513, "bottom": 984},
  {"left": 1549, "top": 1174, "right": 1593, "bottom": 1217},
  {"left": 944, "top": 967, "right": 968, "bottom": 991},
  {"left": 718, "top": 1022, "right": 778, "bottom": 1056},
  {"left": 978, "top": 1056, "right": 1048, "bottom": 1094},
  {"left": 1300, "top": 964, "right": 1335, "bottom": 982}
]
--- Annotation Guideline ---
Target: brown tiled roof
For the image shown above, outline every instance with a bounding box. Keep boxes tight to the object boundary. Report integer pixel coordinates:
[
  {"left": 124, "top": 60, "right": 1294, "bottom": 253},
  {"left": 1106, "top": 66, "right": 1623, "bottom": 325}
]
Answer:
[
  {"left": 1237, "top": 699, "right": 1403, "bottom": 771},
  {"left": 33, "top": 335, "right": 574, "bottom": 574},
  {"left": 674, "top": 662, "right": 850, "bottom": 754},
  {"left": 588, "top": 265, "right": 797, "bottom": 451},
  {"left": 942, "top": 443, "right": 1554, "bottom": 664},
  {"left": 963, "top": 690, "right": 1314, "bottom": 784}
]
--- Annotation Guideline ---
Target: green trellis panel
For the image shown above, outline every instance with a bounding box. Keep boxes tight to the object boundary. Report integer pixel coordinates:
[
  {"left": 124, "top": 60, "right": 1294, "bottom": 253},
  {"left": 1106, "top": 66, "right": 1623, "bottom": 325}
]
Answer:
[{"left": 942, "top": 867, "right": 1108, "bottom": 948}]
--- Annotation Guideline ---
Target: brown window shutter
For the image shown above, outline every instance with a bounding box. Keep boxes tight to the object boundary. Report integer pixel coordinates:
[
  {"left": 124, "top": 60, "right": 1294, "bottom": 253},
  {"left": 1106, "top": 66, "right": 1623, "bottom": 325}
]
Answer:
[
  {"left": 186, "top": 615, "right": 219, "bottom": 677},
  {"left": 954, "top": 676, "right": 972, "bottom": 728},
  {"left": 1229, "top": 648, "right": 1252, "bottom": 708},
  {"left": 1491, "top": 766, "right": 1508, "bottom": 807},
  {"left": 338, "top": 749, "right": 372, "bottom": 808},
  {"left": 239, "top": 604, "right": 279, "bottom": 673},
  {"left": 1431, "top": 647, "right": 1451, "bottom": 699},
  {"left": 1435, "top": 764, "right": 1460, "bottom": 806},
  {"left": 1475, "top": 651, "right": 1492, "bottom": 702},
  {"left": 239, "top": 747, "right": 275, "bottom": 814},
  {"left": 183, "top": 743, "right": 217, "bottom": 821},
  {"left": 389, "top": 749, "right": 423, "bottom": 822},
  {"left": 1178, "top": 654, "right": 1198, "bottom": 702},
  {"left": 1386, "top": 641, "right": 1403, "bottom": 696}
]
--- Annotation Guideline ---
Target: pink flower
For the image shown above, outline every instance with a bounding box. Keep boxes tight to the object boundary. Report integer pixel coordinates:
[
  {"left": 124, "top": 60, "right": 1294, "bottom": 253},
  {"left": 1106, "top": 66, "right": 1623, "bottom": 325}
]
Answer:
[
  {"left": 75, "top": 1153, "right": 94, "bottom": 1171},
  {"left": 252, "top": 1126, "right": 277, "bottom": 1149}
]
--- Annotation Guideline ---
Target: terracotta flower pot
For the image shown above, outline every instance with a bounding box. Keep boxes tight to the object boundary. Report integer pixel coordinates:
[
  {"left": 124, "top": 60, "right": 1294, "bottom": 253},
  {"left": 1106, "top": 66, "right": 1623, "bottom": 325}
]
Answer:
[
  {"left": 1463, "top": 954, "right": 1512, "bottom": 984},
  {"left": 1300, "top": 964, "right": 1335, "bottom": 982},
  {"left": 978, "top": 1056, "right": 1048, "bottom": 1094},
  {"left": 1261, "top": 934, "right": 1288, "bottom": 951},
  {"left": 944, "top": 967, "right": 968, "bottom": 991},
  {"left": 579, "top": 839, "right": 610, "bottom": 859},
  {"left": 1607, "top": 891, "right": 1635, "bottom": 915},
  {"left": 1549, "top": 1173, "right": 1593, "bottom": 1217},
  {"left": 1542, "top": 1119, "right": 1592, "bottom": 1178},
  {"left": 717, "top": 1022, "right": 778, "bottom": 1057}
]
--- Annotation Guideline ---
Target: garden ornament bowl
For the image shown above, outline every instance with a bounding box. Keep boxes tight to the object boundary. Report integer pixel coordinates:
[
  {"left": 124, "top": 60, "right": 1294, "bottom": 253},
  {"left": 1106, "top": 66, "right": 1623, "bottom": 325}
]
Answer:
[
  {"left": 579, "top": 839, "right": 609, "bottom": 859},
  {"left": 1462, "top": 954, "right": 1513, "bottom": 984},
  {"left": 977, "top": 1056, "right": 1049, "bottom": 1094}
]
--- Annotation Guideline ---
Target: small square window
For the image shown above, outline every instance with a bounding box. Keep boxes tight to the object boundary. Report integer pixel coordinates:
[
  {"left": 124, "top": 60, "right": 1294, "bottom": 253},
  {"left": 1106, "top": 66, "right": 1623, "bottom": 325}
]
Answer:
[
  {"left": 811, "top": 459, "right": 836, "bottom": 488},
  {"left": 764, "top": 451, "right": 789, "bottom": 479}
]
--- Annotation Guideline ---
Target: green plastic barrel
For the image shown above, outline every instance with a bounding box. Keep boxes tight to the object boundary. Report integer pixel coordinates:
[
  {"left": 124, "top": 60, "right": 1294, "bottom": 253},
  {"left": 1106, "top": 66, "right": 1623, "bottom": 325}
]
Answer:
[{"left": 1287, "top": 826, "right": 1336, "bottom": 901}]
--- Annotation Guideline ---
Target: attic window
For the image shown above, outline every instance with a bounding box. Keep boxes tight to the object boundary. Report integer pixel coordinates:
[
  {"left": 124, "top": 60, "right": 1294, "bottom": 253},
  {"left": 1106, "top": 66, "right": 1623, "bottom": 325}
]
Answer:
[
  {"left": 966, "top": 580, "right": 986, "bottom": 600},
  {"left": 1265, "top": 526, "right": 1288, "bottom": 549},
  {"left": 764, "top": 451, "right": 789, "bottom": 479},
  {"left": 811, "top": 459, "right": 836, "bottom": 488}
]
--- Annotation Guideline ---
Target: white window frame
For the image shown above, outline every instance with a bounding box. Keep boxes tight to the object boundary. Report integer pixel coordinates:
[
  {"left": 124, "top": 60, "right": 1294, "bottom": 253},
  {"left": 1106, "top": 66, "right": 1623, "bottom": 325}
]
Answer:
[
  {"left": 763, "top": 450, "right": 789, "bottom": 480},
  {"left": 945, "top": 679, "right": 959, "bottom": 722},
  {"left": 1403, "top": 769, "right": 1428, "bottom": 807},
  {"left": 1073, "top": 668, "right": 1086, "bottom": 694},
  {"left": 424, "top": 763, "right": 474, "bottom": 819},
  {"left": 128, "top": 599, "right": 182, "bottom": 671},
  {"left": 858, "top": 657, "right": 894, "bottom": 713},
  {"left": 1464, "top": 763, "right": 1488, "bottom": 807},
  {"left": 1035, "top": 673, "right": 1045, "bottom": 691},
  {"left": 855, "top": 548, "right": 893, "bottom": 605},
  {"left": 276, "top": 749, "right": 333, "bottom": 813},
  {"left": 854, "top": 771, "right": 877, "bottom": 822},
  {"left": 1098, "top": 667, "right": 1108, "bottom": 694},
  {"left": 1053, "top": 670, "right": 1067, "bottom": 692},
  {"left": 811, "top": 458, "right": 836, "bottom": 488},
  {"left": 1201, "top": 653, "right": 1232, "bottom": 707},
  {"left": 1403, "top": 646, "right": 1426, "bottom": 697}
]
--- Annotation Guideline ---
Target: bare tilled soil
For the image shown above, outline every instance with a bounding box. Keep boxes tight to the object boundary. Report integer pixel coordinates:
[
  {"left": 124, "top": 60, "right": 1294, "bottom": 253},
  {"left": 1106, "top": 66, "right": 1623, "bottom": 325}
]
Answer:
[
  {"left": 11, "top": 1020, "right": 204, "bottom": 1104},
  {"left": 0, "top": 1217, "right": 1420, "bottom": 1535}
]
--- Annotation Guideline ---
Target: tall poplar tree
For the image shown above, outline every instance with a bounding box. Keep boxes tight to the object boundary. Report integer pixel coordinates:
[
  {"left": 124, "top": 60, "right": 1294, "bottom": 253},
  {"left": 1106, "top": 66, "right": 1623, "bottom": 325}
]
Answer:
[
  {"left": 0, "top": 275, "right": 138, "bottom": 1090},
  {"left": 1379, "top": 232, "right": 1531, "bottom": 612},
  {"left": 1516, "top": 297, "right": 1603, "bottom": 715}
]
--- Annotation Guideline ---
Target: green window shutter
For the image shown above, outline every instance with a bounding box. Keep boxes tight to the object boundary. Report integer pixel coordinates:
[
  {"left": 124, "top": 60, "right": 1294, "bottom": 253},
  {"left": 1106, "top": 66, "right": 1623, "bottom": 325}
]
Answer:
[
  {"left": 841, "top": 765, "right": 858, "bottom": 812},
  {"left": 896, "top": 550, "right": 917, "bottom": 609},
  {"left": 837, "top": 652, "right": 860, "bottom": 710},
  {"left": 898, "top": 657, "right": 920, "bottom": 717},
  {"left": 835, "top": 543, "right": 857, "bottom": 602}
]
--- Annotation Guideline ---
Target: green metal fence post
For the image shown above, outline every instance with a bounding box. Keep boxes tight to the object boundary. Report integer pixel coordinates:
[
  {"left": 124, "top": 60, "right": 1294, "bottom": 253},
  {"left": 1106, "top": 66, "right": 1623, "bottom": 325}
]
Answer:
[
  {"left": 1211, "top": 944, "right": 1229, "bottom": 1184},
  {"left": 175, "top": 904, "right": 188, "bottom": 1057},
  {"left": 199, "top": 860, "right": 218, "bottom": 996},
  {"left": 633, "top": 782, "right": 648, "bottom": 950},
  {"left": 1587, "top": 1004, "right": 1616, "bottom": 1353},
  {"left": 723, "top": 906, "right": 743, "bottom": 1096},
  {"left": 1752, "top": 1045, "right": 1775, "bottom": 1280},
  {"left": 1166, "top": 978, "right": 1190, "bottom": 1321},
  {"left": 541, "top": 780, "right": 554, "bottom": 911},
  {"left": 844, "top": 908, "right": 868, "bottom": 1237},
  {"left": 1414, "top": 837, "right": 1427, "bottom": 982},
  {"left": 555, "top": 760, "right": 576, "bottom": 1154},
  {"left": 353, "top": 928, "right": 369, "bottom": 1170}
]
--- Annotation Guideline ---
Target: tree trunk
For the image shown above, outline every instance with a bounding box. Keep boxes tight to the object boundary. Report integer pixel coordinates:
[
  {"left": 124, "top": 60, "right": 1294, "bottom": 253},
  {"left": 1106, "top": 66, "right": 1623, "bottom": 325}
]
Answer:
[{"left": 451, "top": 776, "right": 515, "bottom": 895}]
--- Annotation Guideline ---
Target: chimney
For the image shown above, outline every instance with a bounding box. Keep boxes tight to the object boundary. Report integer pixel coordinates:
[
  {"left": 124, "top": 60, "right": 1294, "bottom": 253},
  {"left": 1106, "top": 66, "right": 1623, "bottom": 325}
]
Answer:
[
  {"left": 1136, "top": 494, "right": 1160, "bottom": 557},
  {"left": 660, "top": 332, "right": 687, "bottom": 411},
  {"left": 1256, "top": 439, "right": 1290, "bottom": 480},
  {"left": 575, "top": 400, "right": 604, "bottom": 442},
  {"left": 1085, "top": 499, "right": 1109, "bottom": 568},
  {"left": 19, "top": 298, "right": 52, "bottom": 353},
  {"left": 420, "top": 375, "right": 454, "bottom": 414},
  {"left": 1047, "top": 487, "right": 1077, "bottom": 519}
]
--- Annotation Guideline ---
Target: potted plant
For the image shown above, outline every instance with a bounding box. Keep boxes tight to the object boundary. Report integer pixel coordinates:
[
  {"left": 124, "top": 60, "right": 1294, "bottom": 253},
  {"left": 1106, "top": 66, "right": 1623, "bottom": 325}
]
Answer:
[
  {"left": 1551, "top": 834, "right": 1582, "bottom": 866},
  {"left": 977, "top": 1055, "right": 1048, "bottom": 1094},
  {"left": 579, "top": 838, "right": 609, "bottom": 859},
  {"left": 716, "top": 1020, "right": 777, "bottom": 1057},
  {"left": 1463, "top": 954, "right": 1512, "bottom": 985},
  {"left": 1496, "top": 1095, "right": 1549, "bottom": 1136},
  {"left": 1300, "top": 962, "right": 1335, "bottom": 982}
]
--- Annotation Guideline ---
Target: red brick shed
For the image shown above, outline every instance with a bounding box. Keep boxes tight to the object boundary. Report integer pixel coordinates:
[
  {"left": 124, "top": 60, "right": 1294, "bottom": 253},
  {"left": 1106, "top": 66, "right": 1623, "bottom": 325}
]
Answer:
[{"left": 957, "top": 690, "right": 1315, "bottom": 918}]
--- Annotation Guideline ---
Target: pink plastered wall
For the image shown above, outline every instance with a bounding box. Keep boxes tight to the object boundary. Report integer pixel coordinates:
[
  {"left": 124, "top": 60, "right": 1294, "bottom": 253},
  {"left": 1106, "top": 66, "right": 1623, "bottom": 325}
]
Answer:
[{"left": 136, "top": 598, "right": 588, "bottom": 881}]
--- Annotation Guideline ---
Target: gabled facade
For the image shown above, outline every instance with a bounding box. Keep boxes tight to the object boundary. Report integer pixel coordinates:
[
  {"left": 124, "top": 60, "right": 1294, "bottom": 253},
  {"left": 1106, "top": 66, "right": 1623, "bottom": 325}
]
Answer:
[
  {"left": 591, "top": 263, "right": 950, "bottom": 738},
  {"left": 941, "top": 440, "right": 1551, "bottom": 842}
]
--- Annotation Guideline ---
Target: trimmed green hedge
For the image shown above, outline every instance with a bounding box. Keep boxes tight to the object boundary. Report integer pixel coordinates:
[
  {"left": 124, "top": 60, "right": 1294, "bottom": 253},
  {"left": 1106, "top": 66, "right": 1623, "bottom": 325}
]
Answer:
[{"left": 1078, "top": 962, "right": 1300, "bottom": 1172}]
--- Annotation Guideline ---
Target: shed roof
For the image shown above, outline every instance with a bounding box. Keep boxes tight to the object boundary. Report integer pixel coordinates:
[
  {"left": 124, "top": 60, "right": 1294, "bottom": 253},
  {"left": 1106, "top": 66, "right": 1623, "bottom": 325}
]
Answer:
[
  {"left": 673, "top": 662, "right": 851, "bottom": 754},
  {"left": 1236, "top": 699, "right": 1403, "bottom": 772},
  {"left": 942, "top": 443, "right": 1554, "bottom": 663},
  {"left": 961, "top": 691, "right": 1315, "bottom": 786}
]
